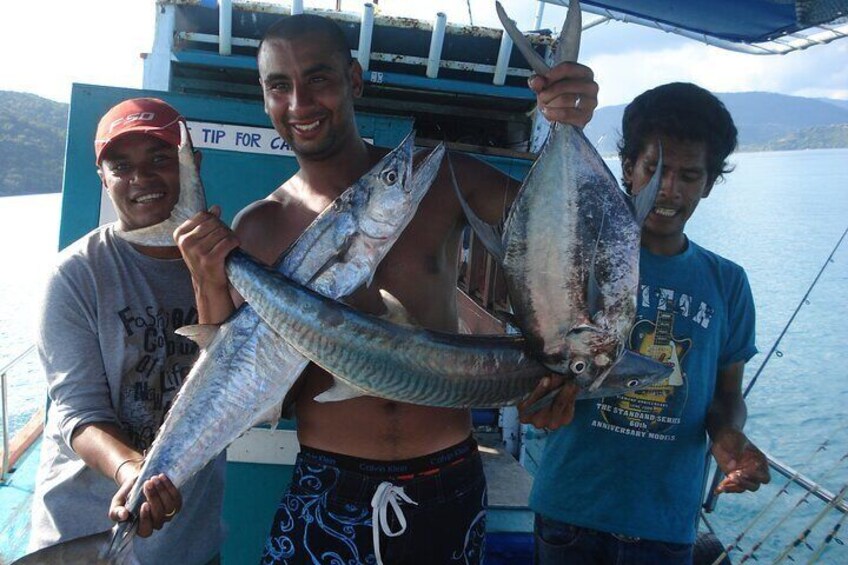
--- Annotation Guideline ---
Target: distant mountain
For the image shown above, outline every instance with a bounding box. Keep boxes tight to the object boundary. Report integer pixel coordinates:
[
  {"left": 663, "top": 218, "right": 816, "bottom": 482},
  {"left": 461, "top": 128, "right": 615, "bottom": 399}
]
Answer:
[
  {"left": 0, "top": 91, "right": 68, "bottom": 196},
  {"left": 1, "top": 90, "right": 846, "bottom": 198},
  {"left": 818, "top": 98, "right": 848, "bottom": 111},
  {"left": 585, "top": 92, "right": 848, "bottom": 156}
]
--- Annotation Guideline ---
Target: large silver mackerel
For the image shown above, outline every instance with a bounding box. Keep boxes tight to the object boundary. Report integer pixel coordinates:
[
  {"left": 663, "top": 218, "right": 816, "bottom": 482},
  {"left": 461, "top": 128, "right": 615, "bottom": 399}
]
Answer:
[
  {"left": 228, "top": 250, "right": 549, "bottom": 407},
  {"left": 99, "top": 132, "right": 445, "bottom": 560}
]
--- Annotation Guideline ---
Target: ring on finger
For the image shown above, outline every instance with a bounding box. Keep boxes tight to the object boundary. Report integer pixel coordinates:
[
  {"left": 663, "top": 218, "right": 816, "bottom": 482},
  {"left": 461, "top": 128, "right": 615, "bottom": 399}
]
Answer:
[
  {"left": 574, "top": 95, "right": 582, "bottom": 109},
  {"left": 165, "top": 508, "right": 177, "bottom": 518}
]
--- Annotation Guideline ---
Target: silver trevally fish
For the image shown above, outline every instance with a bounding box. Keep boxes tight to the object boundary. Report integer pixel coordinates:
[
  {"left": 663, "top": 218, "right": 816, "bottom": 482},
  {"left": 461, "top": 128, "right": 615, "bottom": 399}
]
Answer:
[
  {"left": 452, "top": 1, "right": 672, "bottom": 400},
  {"left": 103, "top": 132, "right": 445, "bottom": 560},
  {"left": 226, "top": 249, "right": 671, "bottom": 408}
]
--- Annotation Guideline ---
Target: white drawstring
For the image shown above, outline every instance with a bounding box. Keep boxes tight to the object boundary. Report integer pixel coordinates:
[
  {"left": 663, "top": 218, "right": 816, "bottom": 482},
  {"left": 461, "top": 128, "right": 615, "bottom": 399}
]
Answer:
[{"left": 370, "top": 481, "right": 418, "bottom": 565}]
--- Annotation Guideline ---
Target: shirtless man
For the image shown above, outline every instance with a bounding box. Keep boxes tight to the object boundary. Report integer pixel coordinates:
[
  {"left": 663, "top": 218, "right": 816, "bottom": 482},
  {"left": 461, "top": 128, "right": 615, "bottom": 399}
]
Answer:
[{"left": 176, "top": 14, "right": 596, "bottom": 565}]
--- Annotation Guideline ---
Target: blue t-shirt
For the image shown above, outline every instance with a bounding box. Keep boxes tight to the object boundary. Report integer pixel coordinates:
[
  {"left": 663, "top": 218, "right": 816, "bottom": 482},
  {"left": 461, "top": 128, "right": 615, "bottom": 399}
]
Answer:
[{"left": 529, "top": 240, "right": 757, "bottom": 544}]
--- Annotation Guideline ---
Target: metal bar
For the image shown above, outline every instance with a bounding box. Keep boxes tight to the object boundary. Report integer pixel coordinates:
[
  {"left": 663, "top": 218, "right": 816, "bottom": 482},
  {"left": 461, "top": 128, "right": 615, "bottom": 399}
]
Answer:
[
  {"left": 176, "top": 36, "right": 534, "bottom": 77},
  {"left": 218, "top": 0, "right": 232, "bottom": 56},
  {"left": 291, "top": 0, "right": 304, "bottom": 15},
  {"left": 493, "top": 29, "right": 514, "bottom": 85},
  {"left": 179, "top": 32, "right": 260, "bottom": 48},
  {"left": 1, "top": 363, "right": 8, "bottom": 482},
  {"left": 426, "top": 12, "right": 448, "bottom": 79},
  {"left": 582, "top": 15, "right": 611, "bottom": 31},
  {"left": 767, "top": 453, "right": 848, "bottom": 514},
  {"left": 1, "top": 345, "right": 35, "bottom": 482},
  {"left": 358, "top": 3, "right": 376, "bottom": 72},
  {"left": 534, "top": 1, "right": 545, "bottom": 29}
]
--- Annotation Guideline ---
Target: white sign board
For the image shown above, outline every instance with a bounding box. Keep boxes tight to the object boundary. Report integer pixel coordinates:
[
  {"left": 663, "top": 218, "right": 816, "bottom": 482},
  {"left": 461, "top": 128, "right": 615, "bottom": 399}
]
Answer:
[
  {"left": 186, "top": 120, "right": 373, "bottom": 156},
  {"left": 186, "top": 120, "right": 295, "bottom": 156}
]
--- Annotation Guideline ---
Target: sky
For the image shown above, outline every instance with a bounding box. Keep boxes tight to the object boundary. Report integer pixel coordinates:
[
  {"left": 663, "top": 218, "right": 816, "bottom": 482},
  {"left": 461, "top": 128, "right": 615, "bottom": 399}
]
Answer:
[{"left": 1, "top": 0, "right": 846, "bottom": 108}]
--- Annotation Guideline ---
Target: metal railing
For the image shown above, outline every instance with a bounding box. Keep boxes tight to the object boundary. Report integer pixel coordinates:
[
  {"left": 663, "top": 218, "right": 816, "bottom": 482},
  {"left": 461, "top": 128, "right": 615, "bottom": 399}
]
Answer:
[{"left": 1, "top": 345, "right": 37, "bottom": 483}]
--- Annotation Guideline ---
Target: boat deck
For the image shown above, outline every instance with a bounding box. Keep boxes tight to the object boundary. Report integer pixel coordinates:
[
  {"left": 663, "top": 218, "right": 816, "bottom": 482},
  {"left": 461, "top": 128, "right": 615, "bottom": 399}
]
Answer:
[{"left": 0, "top": 435, "right": 40, "bottom": 562}]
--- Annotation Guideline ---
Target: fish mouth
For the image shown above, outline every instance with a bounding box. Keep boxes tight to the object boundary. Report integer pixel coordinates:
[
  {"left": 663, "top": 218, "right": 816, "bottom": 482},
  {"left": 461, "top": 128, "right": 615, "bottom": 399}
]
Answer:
[
  {"left": 133, "top": 192, "right": 166, "bottom": 204},
  {"left": 586, "top": 349, "right": 673, "bottom": 397}
]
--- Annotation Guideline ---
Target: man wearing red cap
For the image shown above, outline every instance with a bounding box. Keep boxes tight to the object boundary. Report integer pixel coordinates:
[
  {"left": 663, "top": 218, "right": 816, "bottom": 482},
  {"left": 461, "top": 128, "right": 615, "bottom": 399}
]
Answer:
[{"left": 29, "top": 98, "right": 225, "bottom": 564}]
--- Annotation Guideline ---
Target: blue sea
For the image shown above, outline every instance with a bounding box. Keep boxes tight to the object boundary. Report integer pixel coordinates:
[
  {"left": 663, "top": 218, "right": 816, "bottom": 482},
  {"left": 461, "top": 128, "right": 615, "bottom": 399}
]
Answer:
[{"left": 1, "top": 148, "right": 846, "bottom": 563}]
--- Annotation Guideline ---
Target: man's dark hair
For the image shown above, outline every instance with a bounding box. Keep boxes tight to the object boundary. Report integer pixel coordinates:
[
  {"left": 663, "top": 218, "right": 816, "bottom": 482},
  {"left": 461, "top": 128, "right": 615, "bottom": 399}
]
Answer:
[
  {"left": 258, "top": 14, "right": 353, "bottom": 64},
  {"left": 618, "top": 82, "right": 737, "bottom": 187}
]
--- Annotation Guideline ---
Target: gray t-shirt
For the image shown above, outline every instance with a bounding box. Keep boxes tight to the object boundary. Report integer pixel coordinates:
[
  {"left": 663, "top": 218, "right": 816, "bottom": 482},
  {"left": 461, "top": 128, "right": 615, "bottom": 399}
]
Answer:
[{"left": 29, "top": 225, "right": 225, "bottom": 564}]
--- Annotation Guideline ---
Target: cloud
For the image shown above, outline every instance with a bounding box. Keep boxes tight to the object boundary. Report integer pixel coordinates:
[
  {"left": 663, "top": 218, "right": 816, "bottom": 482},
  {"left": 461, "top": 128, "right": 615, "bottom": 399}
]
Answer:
[
  {"left": 0, "top": 0, "right": 153, "bottom": 102},
  {"left": 580, "top": 21, "right": 848, "bottom": 107}
]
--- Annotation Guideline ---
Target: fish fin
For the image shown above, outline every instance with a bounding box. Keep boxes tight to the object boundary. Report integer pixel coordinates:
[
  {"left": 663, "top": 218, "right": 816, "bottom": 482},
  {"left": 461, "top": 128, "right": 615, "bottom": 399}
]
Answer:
[
  {"left": 379, "top": 289, "right": 420, "bottom": 327},
  {"left": 553, "top": 0, "right": 582, "bottom": 64},
  {"left": 313, "top": 378, "right": 369, "bottom": 403},
  {"left": 495, "top": 2, "right": 550, "bottom": 75},
  {"left": 521, "top": 386, "right": 562, "bottom": 416},
  {"left": 446, "top": 150, "right": 506, "bottom": 264},
  {"left": 586, "top": 209, "right": 606, "bottom": 317},
  {"left": 174, "top": 324, "right": 220, "bottom": 349},
  {"left": 630, "top": 142, "right": 664, "bottom": 225},
  {"left": 254, "top": 401, "right": 285, "bottom": 427},
  {"left": 104, "top": 520, "right": 137, "bottom": 564}
]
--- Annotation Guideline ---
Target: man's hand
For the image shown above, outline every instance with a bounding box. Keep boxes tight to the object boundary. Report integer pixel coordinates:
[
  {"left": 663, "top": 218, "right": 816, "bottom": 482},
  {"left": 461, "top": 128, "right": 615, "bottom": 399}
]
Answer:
[
  {"left": 110, "top": 472, "right": 183, "bottom": 537},
  {"left": 175, "top": 205, "right": 240, "bottom": 289},
  {"left": 174, "top": 205, "right": 241, "bottom": 323},
  {"left": 517, "top": 375, "right": 578, "bottom": 430},
  {"left": 710, "top": 428, "right": 771, "bottom": 494},
  {"left": 529, "top": 61, "right": 598, "bottom": 128}
]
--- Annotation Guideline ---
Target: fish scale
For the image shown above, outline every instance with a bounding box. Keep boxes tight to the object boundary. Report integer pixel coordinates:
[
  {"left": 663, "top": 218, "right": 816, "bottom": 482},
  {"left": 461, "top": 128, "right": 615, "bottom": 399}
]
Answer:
[{"left": 229, "top": 250, "right": 548, "bottom": 408}]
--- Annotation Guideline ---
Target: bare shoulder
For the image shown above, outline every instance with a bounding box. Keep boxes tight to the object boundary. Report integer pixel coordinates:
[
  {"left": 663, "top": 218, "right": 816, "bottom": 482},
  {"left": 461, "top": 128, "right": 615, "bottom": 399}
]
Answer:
[{"left": 232, "top": 189, "right": 305, "bottom": 265}]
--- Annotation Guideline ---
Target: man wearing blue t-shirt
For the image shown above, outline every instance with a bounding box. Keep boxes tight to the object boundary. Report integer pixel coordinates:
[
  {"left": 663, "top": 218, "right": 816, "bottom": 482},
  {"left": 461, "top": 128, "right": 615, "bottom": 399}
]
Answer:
[{"left": 519, "top": 82, "right": 771, "bottom": 564}]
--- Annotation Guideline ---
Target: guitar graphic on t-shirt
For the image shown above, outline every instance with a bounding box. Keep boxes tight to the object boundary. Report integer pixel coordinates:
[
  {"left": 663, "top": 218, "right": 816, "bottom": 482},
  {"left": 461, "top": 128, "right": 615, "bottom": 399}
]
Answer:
[{"left": 632, "top": 310, "right": 692, "bottom": 386}]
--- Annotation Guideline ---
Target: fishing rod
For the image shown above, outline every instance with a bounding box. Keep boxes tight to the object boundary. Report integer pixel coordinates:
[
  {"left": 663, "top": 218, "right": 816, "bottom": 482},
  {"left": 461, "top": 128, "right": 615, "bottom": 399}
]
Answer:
[
  {"left": 806, "top": 506, "right": 848, "bottom": 564},
  {"left": 745, "top": 224, "right": 848, "bottom": 398},
  {"left": 707, "top": 435, "right": 837, "bottom": 565},
  {"left": 703, "top": 225, "right": 848, "bottom": 509},
  {"left": 772, "top": 481, "right": 848, "bottom": 564},
  {"left": 738, "top": 451, "right": 848, "bottom": 563}
]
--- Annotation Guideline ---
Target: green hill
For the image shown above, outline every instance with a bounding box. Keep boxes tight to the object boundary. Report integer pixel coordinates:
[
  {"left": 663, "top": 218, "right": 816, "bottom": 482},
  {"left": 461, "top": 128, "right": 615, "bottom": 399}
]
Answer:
[
  {"left": 761, "top": 124, "right": 848, "bottom": 151},
  {"left": 585, "top": 92, "right": 848, "bottom": 156},
  {"left": 0, "top": 91, "right": 68, "bottom": 196}
]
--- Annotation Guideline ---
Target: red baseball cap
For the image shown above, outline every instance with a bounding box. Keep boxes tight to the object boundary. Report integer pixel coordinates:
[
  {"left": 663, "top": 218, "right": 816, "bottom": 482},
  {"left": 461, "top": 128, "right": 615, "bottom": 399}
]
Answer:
[{"left": 94, "top": 98, "right": 184, "bottom": 165}]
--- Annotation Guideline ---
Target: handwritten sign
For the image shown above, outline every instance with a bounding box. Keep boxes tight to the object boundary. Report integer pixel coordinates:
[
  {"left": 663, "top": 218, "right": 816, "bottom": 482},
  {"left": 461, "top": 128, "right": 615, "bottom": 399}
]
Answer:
[{"left": 186, "top": 121, "right": 373, "bottom": 156}]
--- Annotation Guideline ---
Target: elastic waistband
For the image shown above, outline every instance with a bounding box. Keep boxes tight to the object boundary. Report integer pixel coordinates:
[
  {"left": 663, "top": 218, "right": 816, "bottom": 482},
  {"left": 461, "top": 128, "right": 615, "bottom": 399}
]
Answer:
[{"left": 299, "top": 436, "right": 478, "bottom": 480}]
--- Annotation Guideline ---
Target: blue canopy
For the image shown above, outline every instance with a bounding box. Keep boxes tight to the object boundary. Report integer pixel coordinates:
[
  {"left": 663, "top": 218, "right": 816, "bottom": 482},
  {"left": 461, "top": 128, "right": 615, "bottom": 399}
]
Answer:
[{"left": 543, "top": 0, "right": 847, "bottom": 48}]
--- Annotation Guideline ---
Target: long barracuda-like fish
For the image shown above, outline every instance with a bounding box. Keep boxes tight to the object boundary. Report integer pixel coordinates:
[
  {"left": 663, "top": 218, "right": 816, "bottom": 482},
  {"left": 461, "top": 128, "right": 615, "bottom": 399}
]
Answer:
[
  {"left": 13, "top": 133, "right": 445, "bottom": 564},
  {"left": 227, "top": 250, "right": 671, "bottom": 408},
  {"left": 452, "top": 1, "right": 672, "bottom": 400}
]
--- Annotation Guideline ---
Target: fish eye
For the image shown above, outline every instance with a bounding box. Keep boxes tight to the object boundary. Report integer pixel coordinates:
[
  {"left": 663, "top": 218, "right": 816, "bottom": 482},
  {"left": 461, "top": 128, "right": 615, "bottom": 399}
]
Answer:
[
  {"left": 381, "top": 169, "right": 399, "bottom": 185},
  {"left": 627, "top": 378, "right": 640, "bottom": 388},
  {"left": 570, "top": 360, "right": 587, "bottom": 374}
]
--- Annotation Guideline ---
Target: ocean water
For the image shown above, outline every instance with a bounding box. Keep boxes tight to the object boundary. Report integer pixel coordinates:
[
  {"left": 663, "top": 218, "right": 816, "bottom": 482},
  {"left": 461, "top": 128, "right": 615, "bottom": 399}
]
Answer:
[{"left": 1, "top": 149, "right": 847, "bottom": 562}]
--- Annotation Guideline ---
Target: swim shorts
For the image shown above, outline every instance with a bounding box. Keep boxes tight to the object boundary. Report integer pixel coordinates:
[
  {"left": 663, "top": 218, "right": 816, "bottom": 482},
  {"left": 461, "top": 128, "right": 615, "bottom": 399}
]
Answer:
[{"left": 260, "top": 436, "right": 487, "bottom": 564}]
